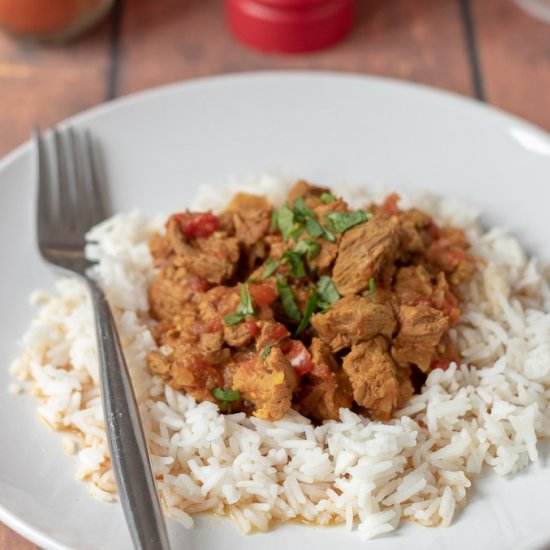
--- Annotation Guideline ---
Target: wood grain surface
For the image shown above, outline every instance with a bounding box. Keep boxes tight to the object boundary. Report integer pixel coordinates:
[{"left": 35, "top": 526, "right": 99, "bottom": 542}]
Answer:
[
  {"left": 1, "top": 0, "right": 550, "bottom": 547},
  {"left": 116, "top": 0, "right": 472, "bottom": 95},
  {"left": 0, "top": 15, "right": 114, "bottom": 158},
  {"left": 473, "top": 0, "right": 550, "bottom": 129}
]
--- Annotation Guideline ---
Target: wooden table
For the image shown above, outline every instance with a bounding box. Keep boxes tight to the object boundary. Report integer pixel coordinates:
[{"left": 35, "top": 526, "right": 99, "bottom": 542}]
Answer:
[{"left": 1, "top": 0, "right": 549, "bottom": 547}]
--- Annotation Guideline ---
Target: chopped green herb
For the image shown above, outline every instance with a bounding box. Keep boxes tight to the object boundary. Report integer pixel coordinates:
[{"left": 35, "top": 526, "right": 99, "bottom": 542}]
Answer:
[
  {"left": 293, "top": 239, "right": 321, "bottom": 261},
  {"left": 290, "top": 224, "right": 305, "bottom": 241},
  {"left": 305, "top": 216, "right": 324, "bottom": 238},
  {"left": 237, "top": 284, "right": 255, "bottom": 316},
  {"left": 325, "top": 210, "right": 372, "bottom": 233},
  {"left": 290, "top": 197, "right": 336, "bottom": 243},
  {"left": 295, "top": 291, "right": 318, "bottom": 336},
  {"left": 261, "top": 345, "right": 271, "bottom": 359},
  {"left": 270, "top": 209, "right": 278, "bottom": 231},
  {"left": 223, "top": 313, "right": 245, "bottom": 326},
  {"left": 274, "top": 204, "right": 295, "bottom": 241},
  {"left": 292, "top": 196, "right": 317, "bottom": 221},
  {"left": 223, "top": 284, "right": 255, "bottom": 326},
  {"left": 211, "top": 387, "right": 241, "bottom": 402},
  {"left": 320, "top": 192, "right": 336, "bottom": 204},
  {"left": 245, "top": 277, "right": 258, "bottom": 284},
  {"left": 317, "top": 300, "right": 331, "bottom": 313},
  {"left": 369, "top": 277, "right": 377, "bottom": 295},
  {"left": 293, "top": 239, "right": 311, "bottom": 255},
  {"left": 276, "top": 278, "right": 302, "bottom": 322},
  {"left": 262, "top": 259, "right": 280, "bottom": 278},
  {"left": 316, "top": 276, "right": 340, "bottom": 305},
  {"left": 282, "top": 251, "right": 306, "bottom": 278},
  {"left": 321, "top": 224, "right": 336, "bottom": 243}
]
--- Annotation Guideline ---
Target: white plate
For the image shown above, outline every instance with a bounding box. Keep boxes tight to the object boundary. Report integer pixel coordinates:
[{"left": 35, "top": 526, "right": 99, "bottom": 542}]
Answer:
[{"left": 1, "top": 72, "right": 549, "bottom": 550}]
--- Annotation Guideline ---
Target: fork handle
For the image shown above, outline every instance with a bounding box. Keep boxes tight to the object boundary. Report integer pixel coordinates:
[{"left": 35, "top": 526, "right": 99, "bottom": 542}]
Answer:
[{"left": 86, "top": 279, "right": 171, "bottom": 550}]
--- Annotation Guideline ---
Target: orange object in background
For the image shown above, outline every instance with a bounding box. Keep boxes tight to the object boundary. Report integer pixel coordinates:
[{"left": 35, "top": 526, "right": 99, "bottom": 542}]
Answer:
[{"left": 0, "top": 0, "right": 114, "bottom": 42}]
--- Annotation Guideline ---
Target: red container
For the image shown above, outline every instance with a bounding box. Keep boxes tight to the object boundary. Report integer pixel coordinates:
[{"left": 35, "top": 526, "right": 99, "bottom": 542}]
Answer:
[{"left": 225, "top": 0, "right": 355, "bottom": 53}]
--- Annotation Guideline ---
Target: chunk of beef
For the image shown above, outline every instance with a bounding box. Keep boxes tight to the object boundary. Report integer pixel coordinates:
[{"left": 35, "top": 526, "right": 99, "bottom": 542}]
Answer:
[
  {"left": 342, "top": 337, "right": 399, "bottom": 420},
  {"left": 148, "top": 233, "right": 173, "bottom": 267},
  {"left": 147, "top": 349, "right": 224, "bottom": 403},
  {"left": 149, "top": 269, "right": 198, "bottom": 321},
  {"left": 396, "top": 366, "right": 415, "bottom": 409},
  {"left": 312, "top": 195, "right": 349, "bottom": 218},
  {"left": 310, "top": 295, "right": 396, "bottom": 352},
  {"left": 309, "top": 240, "right": 339, "bottom": 273},
  {"left": 397, "top": 209, "right": 431, "bottom": 259},
  {"left": 255, "top": 321, "right": 290, "bottom": 350},
  {"left": 147, "top": 350, "right": 170, "bottom": 376},
  {"left": 226, "top": 194, "right": 272, "bottom": 247},
  {"left": 232, "top": 347, "right": 298, "bottom": 421},
  {"left": 223, "top": 321, "right": 256, "bottom": 348},
  {"left": 166, "top": 217, "right": 240, "bottom": 284},
  {"left": 393, "top": 265, "right": 433, "bottom": 306},
  {"left": 154, "top": 310, "right": 225, "bottom": 357},
  {"left": 332, "top": 215, "right": 401, "bottom": 295},
  {"left": 264, "top": 234, "right": 290, "bottom": 262},
  {"left": 192, "top": 235, "right": 240, "bottom": 283},
  {"left": 198, "top": 286, "right": 239, "bottom": 325},
  {"left": 391, "top": 304, "right": 449, "bottom": 372},
  {"left": 196, "top": 286, "right": 258, "bottom": 348},
  {"left": 295, "top": 338, "right": 353, "bottom": 421},
  {"left": 287, "top": 180, "right": 330, "bottom": 206},
  {"left": 222, "top": 349, "right": 255, "bottom": 384},
  {"left": 216, "top": 210, "right": 235, "bottom": 234}
]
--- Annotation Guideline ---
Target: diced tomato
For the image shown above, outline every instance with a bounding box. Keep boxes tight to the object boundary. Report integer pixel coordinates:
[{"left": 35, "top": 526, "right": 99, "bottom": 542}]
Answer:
[
  {"left": 430, "top": 359, "right": 451, "bottom": 371},
  {"left": 188, "top": 275, "right": 211, "bottom": 292},
  {"left": 263, "top": 323, "right": 290, "bottom": 346},
  {"left": 249, "top": 282, "right": 278, "bottom": 308},
  {"left": 174, "top": 212, "right": 220, "bottom": 239},
  {"left": 379, "top": 193, "right": 401, "bottom": 215},
  {"left": 244, "top": 321, "right": 260, "bottom": 337},
  {"left": 439, "top": 298, "right": 461, "bottom": 325},
  {"left": 452, "top": 249, "right": 469, "bottom": 263},
  {"left": 285, "top": 340, "right": 314, "bottom": 377}
]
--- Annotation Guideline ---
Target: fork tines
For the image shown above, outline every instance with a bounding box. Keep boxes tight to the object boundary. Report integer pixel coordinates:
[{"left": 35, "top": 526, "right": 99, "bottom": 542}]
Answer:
[{"left": 34, "top": 126, "right": 108, "bottom": 252}]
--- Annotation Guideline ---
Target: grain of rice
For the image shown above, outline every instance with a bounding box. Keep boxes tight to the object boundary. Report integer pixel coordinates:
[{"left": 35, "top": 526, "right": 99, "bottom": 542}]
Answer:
[
  {"left": 167, "top": 506, "right": 194, "bottom": 529},
  {"left": 7, "top": 383, "right": 22, "bottom": 394}
]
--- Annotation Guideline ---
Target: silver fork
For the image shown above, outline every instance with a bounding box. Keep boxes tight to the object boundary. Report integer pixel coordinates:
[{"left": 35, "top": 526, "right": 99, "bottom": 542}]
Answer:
[{"left": 34, "top": 127, "right": 171, "bottom": 550}]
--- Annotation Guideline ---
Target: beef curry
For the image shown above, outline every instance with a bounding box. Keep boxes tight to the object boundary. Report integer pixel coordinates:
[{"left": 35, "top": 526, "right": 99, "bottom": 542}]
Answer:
[{"left": 146, "top": 181, "right": 475, "bottom": 422}]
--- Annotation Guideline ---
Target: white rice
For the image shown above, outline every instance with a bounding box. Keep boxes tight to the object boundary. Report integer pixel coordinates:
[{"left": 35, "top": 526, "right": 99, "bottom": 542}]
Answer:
[{"left": 10, "top": 175, "right": 550, "bottom": 539}]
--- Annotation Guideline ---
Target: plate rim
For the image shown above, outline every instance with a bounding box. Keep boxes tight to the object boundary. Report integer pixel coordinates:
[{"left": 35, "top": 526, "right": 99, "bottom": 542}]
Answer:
[
  {"left": 2, "top": 70, "right": 550, "bottom": 174},
  {"left": 0, "top": 503, "right": 72, "bottom": 550}
]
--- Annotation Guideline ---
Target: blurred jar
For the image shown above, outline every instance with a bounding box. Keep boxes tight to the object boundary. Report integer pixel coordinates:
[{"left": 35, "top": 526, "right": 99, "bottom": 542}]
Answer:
[{"left": 0, "top": 0, "right": 114, "bottom": 42}]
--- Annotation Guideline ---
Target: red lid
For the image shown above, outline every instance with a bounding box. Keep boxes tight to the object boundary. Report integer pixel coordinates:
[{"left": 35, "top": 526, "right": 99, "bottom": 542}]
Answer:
[{"left": 225, "top": 0, "right": 355, "bottom": 53}]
